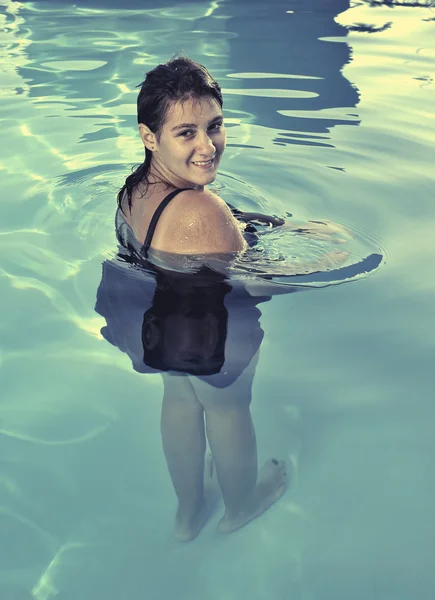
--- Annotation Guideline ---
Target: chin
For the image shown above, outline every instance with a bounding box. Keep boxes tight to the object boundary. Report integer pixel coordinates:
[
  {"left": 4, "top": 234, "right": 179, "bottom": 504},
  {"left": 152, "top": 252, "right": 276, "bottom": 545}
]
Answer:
[
  {"left": 188, "top": 174, "right": 216, "bottom": 188},
  {"left": 205, "top": 173, "right": 217, "bottom": 184}
]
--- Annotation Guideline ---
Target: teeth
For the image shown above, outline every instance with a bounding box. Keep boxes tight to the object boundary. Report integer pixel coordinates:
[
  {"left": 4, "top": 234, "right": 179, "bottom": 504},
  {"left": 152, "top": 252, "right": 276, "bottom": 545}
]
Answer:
[{"left": 192, "top": 159, "right": 213, "bottom": 165}]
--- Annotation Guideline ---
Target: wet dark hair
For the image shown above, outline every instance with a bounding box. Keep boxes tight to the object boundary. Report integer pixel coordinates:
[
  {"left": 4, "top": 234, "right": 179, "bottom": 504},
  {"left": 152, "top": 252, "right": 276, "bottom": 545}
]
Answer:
[{"left": 117, "top": 55, "right": 223, "bottom": 213}]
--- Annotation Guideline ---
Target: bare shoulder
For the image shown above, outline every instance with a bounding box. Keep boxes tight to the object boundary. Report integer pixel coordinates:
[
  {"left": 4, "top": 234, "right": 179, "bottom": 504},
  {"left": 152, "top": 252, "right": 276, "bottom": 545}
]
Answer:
[{"left": 151, "top": 188, "right": 247, "bottom": 254}]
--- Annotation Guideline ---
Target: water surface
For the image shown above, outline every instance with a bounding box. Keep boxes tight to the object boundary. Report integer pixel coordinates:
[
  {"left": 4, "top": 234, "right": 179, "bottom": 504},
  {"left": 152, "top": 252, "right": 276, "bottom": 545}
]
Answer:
[{"left": 1, "top": 0, "right": 435, "bottom": 598}]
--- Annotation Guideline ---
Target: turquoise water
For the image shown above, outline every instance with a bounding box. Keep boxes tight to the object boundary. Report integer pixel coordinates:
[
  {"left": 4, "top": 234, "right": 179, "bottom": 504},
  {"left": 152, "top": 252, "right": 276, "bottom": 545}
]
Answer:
[{"left": 1, "top": 0, "right": 435, "bottom": 598}]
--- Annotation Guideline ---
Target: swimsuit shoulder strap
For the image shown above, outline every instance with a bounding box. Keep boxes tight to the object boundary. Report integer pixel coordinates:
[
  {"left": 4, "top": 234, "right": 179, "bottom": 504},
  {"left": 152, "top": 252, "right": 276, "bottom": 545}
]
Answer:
[{"left": 141, "top": 188, "right": 191, "bottom": 256}]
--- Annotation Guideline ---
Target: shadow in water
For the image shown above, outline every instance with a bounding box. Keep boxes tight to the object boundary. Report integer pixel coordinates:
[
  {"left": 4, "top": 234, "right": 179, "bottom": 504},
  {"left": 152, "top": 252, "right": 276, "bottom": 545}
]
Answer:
[
  {"left": 346, "top": 21, "right": 393, "bottom": 32},
  {"left": 224, "top": 0, "right": 360, "bottom": 143},
  {"left": 362, "top": 0, "right": 434, "bottom": 7}
]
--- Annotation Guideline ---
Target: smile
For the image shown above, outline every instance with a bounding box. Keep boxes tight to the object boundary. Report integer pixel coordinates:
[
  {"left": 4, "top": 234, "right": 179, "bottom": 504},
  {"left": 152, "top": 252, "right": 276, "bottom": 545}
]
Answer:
[{"left": 191, "top": 158, "right": 215, "bottom": 168}]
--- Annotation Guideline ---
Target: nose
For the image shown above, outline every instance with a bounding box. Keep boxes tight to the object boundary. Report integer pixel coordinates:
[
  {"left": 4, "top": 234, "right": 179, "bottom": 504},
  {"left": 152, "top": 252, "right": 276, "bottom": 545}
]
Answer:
[{"left": 196, "top": 130, "right": 215, "bottom": 156}]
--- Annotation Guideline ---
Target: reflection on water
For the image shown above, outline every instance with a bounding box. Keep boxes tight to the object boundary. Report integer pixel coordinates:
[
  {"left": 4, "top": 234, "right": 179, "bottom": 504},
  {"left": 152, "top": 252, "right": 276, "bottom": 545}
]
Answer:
[{"left": 224, "top": 0, "right": 360, "bottom": 142}]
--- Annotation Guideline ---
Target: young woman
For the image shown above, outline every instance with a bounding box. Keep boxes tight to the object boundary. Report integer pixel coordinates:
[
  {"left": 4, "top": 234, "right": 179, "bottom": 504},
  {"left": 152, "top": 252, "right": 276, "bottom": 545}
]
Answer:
[
  {"left": 116, "top": 55, "right": 294, "bottom": 262},
  {"left": 110, "top": 56, "right": 293, "bottom": 542},
  {"left": 110, "top": 56, "right": 351, "bottom": 542}
]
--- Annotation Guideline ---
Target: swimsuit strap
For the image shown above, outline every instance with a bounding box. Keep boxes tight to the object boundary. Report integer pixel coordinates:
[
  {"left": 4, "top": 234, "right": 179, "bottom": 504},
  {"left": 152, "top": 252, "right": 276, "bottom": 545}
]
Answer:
[{"left": 141, "top": 188, "right": 191, "bottom": 256}]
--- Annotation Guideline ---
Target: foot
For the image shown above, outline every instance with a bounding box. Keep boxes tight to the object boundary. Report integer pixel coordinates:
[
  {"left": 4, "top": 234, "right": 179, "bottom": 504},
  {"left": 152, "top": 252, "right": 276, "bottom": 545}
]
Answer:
[
  {"left": 173, "top": 454, "right": 219, "bottom": 542},
  {"left": 217, "top": 458, "right": 287, "bottom": 534}
]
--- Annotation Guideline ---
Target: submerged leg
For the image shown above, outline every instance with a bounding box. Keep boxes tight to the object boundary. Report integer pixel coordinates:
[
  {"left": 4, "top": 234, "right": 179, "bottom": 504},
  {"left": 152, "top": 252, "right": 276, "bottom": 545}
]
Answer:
[
  {"left": 205, "top": 405, "right": 286, "bottom": 533},
  {"left": 160, "top": 373, "right": 216, "bottom": 542},
  {"left": 191, "top": 368, "right": 287, "bottom": 534}
]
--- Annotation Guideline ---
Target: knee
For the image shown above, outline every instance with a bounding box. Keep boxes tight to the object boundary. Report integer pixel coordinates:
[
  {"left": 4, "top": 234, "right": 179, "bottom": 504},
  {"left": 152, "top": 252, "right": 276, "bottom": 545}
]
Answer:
[{"left": 201, "top": 391, "right": 253, "bottom": 414}]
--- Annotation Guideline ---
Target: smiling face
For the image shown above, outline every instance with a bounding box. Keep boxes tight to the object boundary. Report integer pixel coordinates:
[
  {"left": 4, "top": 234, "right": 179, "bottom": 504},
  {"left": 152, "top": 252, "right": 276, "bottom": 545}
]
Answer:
[{"left": 139, "top": 95, "right": 226, "bottom": 190}]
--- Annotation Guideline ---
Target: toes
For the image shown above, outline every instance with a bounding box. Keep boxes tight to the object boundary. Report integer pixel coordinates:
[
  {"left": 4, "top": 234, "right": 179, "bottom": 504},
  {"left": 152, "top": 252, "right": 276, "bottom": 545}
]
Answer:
[
  {"left": 266, "top": 458, "right": 285, "bottom": 469},
  {"left": 272, "top": 458, "right": 286, "bottom": 474},
  {"left": 262, "top": 459, "right": 287, "bottom": 488},
  {"left": 269, "top": 459, "right": 287, "bottom": 486}
]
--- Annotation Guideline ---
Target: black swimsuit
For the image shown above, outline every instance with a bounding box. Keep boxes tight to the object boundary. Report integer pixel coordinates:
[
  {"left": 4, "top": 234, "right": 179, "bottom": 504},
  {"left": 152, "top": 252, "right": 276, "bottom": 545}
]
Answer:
[
  {"left": 141, "top": 188, "right": 192, "bottom": 255},
  {"left": 116, "top": 188, "right": 192, "bottom": 258}
]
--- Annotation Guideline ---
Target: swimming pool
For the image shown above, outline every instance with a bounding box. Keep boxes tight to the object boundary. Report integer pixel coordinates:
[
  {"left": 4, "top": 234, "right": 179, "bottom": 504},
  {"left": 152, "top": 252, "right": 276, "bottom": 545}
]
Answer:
[{"left": 1, "top": 0, "right": 434, "bottom": 598}]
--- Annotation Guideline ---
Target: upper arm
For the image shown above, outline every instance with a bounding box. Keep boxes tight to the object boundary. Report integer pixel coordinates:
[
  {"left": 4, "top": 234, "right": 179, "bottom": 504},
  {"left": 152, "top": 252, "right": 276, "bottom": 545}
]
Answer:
[{"left": 150, "top": 190, "right": 247, "bottom": 255}]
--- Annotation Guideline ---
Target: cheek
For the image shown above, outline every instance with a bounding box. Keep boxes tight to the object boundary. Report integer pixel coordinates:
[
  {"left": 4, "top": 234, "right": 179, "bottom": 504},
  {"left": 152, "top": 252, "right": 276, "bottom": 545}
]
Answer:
[
  {"left": 164, "top": 141, "right": 186, "bottom": 161},
  {"left": 217, "top": 132, "right": 226, "bottom": 151}
]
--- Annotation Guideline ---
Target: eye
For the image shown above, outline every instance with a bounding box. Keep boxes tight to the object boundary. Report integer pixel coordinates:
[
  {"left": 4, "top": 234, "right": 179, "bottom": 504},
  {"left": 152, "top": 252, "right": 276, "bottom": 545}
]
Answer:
[
  {"left": 178, "top": 129, "right": 194, "bottom": 137},
  {"left": 209, "top": 122, "right": 223, "bottom": 132}
]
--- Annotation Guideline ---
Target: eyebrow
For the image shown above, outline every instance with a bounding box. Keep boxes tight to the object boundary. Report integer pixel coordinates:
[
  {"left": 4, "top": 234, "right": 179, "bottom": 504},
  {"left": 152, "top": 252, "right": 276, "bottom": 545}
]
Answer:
[{"left": 170, "top": 116, "right": 223, "bottom": 132}]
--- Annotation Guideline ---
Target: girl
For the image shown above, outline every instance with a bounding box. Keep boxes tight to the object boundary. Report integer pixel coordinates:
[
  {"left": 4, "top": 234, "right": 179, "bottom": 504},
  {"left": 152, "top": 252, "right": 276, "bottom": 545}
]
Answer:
[
  {"left": 116, "top": 55, "right": 302, "bottom": 262},
  {"left": 109, "top": 56, "right": 345, "bottom": 541}
]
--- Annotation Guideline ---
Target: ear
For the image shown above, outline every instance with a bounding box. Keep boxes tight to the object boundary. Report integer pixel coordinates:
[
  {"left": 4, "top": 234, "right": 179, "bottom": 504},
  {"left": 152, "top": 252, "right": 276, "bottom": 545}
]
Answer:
[{"left": 138, "top": 123, "right": 157, "bottom": 152}]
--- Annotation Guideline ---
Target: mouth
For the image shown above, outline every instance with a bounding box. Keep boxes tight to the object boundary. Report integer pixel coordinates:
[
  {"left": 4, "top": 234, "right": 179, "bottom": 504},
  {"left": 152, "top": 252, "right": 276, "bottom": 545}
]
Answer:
[{"left": 191, "top": 157, "right": 215, "bottom": 169}]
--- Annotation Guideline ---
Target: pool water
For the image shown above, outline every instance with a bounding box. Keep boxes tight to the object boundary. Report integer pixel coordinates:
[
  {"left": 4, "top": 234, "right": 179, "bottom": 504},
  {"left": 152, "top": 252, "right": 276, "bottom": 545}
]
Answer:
[{"left": 1, "top": 0, "right": 434, "bottom": 598}]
